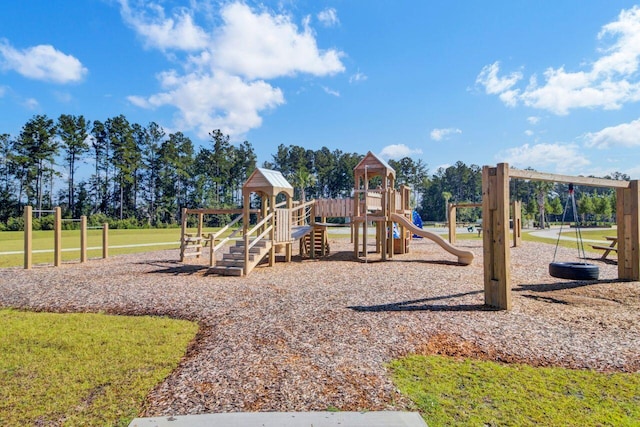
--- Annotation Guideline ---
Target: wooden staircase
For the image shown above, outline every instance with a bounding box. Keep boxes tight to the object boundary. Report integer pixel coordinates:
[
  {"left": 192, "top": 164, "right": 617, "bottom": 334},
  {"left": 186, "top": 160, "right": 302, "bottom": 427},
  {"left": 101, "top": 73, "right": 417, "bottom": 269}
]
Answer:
[
  {"left": 301, "top": 227, "right": 329, "bottom": 257},
  {"left": 208, "top": 239, "right": 272, "bottom": 276}
]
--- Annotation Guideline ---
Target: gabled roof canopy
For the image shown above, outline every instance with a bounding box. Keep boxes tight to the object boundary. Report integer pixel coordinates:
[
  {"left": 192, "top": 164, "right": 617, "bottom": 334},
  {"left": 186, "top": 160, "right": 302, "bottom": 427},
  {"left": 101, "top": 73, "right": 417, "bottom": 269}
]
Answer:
[
  {"left": 243, "top": 167, "right": 294, "bottom": 198},
  {"left": 354, "top": 151, "right": 396, "bottom": 182}
]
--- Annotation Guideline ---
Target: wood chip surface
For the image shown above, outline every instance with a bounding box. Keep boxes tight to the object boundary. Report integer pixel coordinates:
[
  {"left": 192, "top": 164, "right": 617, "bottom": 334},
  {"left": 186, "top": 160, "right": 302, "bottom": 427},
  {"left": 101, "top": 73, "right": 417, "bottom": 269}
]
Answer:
[{"left": 1, "top": 238, "right": 638, "bottom": 416}]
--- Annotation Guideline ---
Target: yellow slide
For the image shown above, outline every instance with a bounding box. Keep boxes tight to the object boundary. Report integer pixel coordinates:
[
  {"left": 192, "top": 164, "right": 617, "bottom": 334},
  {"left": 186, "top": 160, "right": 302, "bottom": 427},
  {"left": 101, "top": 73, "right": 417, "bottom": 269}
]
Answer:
[{"left": 390, "top": 213, "right": 474, "bottom": 265}]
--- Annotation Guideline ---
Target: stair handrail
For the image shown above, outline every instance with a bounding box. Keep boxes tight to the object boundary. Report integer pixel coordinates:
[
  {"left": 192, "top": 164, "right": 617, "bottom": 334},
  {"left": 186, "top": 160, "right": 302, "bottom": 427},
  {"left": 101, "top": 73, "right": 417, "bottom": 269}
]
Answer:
[
  {"left": 243, "top": 211, "right": 274, "bottom": 275},
  {"left": 245, "top": 211, "right": 274, "bottom": 251},
  {"left": 208, "top": 213, "right": 245, "bottom": 266}
]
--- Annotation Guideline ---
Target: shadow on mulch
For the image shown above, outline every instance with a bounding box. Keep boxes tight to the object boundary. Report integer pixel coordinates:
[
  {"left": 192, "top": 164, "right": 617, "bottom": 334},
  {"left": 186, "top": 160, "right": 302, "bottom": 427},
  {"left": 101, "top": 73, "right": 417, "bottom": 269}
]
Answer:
[
  {"left": 348, "top": 290, "right": 497, "bottom": 312},
  {"left": 139, "top": 260, "right": 209, "bottom": 276},
  {"left": 514, "top": 278, "right": 623, "bottom": 293}
]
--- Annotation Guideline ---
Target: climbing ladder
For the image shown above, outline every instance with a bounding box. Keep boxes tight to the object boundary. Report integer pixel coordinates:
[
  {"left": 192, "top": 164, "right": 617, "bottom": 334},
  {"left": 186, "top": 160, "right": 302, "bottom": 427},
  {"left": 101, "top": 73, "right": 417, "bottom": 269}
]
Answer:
[{"left": 301, "top": 226, "right": 330, "bottom": 257}]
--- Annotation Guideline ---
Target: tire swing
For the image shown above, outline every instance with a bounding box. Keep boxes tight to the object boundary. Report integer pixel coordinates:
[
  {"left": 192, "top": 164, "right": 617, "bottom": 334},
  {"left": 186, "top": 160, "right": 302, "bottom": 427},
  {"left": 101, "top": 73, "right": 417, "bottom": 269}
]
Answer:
[{"left": 549, "top": 183, "right": 599, "bottom": 280}]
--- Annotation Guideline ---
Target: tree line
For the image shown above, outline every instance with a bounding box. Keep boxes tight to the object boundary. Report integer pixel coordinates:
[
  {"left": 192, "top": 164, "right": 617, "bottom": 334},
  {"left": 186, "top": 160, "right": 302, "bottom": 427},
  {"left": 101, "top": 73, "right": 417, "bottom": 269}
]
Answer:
[{"left": 0, "top": 114, "right": 628, "bottom": 230}]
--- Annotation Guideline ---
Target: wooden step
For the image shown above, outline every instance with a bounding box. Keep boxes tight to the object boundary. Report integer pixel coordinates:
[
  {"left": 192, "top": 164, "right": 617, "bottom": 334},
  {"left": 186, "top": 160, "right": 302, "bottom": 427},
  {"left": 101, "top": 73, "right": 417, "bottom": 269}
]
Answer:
[
  {"left": 224, "top": 252, "right": 260, "bottom": 261},
  {"left": 208, "top": 266, "right": 244, "bottom": 276},
  {"left": 181, "top": 251, "right": 203, "bottom": 258}
]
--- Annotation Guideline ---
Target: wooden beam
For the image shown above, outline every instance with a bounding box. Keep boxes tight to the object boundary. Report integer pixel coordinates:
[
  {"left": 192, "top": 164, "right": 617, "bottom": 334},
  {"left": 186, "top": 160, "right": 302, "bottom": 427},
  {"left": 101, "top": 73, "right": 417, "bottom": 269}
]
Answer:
[
  {"left": 509, "top": 168, "right": 630, "bottom": 188},
  {"left": 617, "top": 180, "right": 640, "bottom": 280},
  {"left": 54, "top": 207, "right": 62, "bottom": 267},
  {"left": 80, "top": 215, "right": 87, "bottom": 263},
  {"left": 448, "top": 204, "right": 457, "bottom": 244},
  {"left": 512, "top": 200, "right": 522, "bottom": 247},
  {"left": 451, "top": 202, "right": 482, "bottom": 208},
  {"left": 482, "top": 163, "right": 511, "bottom": 310},
  {"left": 102, "top": 223, "right": 109, "bottom": 258},
  {"left": 24, "top": 206, "right": 32, "bottom": 269}
]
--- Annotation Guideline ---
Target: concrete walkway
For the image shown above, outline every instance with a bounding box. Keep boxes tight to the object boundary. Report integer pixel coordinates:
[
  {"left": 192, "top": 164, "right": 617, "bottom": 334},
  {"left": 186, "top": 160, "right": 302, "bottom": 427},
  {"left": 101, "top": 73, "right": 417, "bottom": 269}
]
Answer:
[
  {"left": 128, "top": 411, "right": 428, "bottom": 427},
  {"left": 527, "top": 226, "right": 614, "bottom": 243}
]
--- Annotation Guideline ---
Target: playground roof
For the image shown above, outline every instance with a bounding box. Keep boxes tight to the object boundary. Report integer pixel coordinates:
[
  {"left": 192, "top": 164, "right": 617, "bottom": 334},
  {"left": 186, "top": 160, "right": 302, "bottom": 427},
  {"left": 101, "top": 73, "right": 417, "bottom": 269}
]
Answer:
[
  {"left": 354, "top": 151, "right": 396, "bottom": 183},
  {"left": 243, "top": 168, "right": 294, "bottom": 198}
]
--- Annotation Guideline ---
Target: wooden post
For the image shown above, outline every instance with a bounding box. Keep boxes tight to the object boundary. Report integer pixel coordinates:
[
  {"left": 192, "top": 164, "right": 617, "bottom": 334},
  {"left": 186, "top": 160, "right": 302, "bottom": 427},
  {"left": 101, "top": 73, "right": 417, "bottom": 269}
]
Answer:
[
  {"left": 243, "top": 193, "right": 250, "bottom": 276},
  {"left": 269, "top": 195, "right": 276, "bottom": 267},
  {"left": 512, "top": 201, "right": 522, "bottom": 247},
  {"left": 54, "top": 207, "right": 62, "bottom": 267},
  {"left": 482, "top": 163, "right": 511, "bottom": 310},
  {"left": 24, "top": 206, "right": 32, "bottom": 269},
  {"left": 102, "top": 223, "right": 109, "bottom": 258},
  {"left": 448, "top": 203, "right": 457, "bottom": 244},
  {"left": 617, "top": 180, "right": 640, "bottom": 280},
  {"left": 179, "top": 207, "right": 187, "bottom": 262},
  {"left": 80, "top": 215, "right": 87, "bottom": 263},
  {"left": 196, "top": 212, "right": 203, "bottom": 259},
  {"left": 286, "top": 197, "right": 293, "bottom": 263}
]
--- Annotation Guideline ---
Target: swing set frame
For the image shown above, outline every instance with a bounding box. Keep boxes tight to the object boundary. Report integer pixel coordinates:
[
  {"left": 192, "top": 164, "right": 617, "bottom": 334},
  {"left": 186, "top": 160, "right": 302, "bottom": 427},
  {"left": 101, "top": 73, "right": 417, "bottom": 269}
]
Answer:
[{"left": 482, "top": 163, "right": 639, "bottom": 310}]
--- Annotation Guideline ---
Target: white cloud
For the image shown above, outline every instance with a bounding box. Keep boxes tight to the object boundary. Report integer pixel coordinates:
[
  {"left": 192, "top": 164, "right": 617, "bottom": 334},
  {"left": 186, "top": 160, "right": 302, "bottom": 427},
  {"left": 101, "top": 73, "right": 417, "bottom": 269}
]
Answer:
[
  {"left": 527, "top": 116, "right": 540, "bottom": 125},
  {"left": 349, "top": 71, "right": 367, "bottom": 83},
  {"left": 499, "top": 143, "right": 590, "bottom": 172},
  {"left": 23, "top": 98, "right": 39, "bottom": 110},
  {"left": 210, "top": 3, "right": 345, "bottom": 80},
  {"left": 317, "top": 8, "right": 339, "bottom": 27},
  {"left": 124, "top": 1, "right": 345, "bottom": 139},
  {"left": 477, "top": 6, "right": 640, "bottom": 115},
  {"left": 118, "top": 0, "right": 209, "bottom": 51},
  {"left": 0, "top": 39, "right": 87, "bottom": 84},
  {"left": 129, "top": 70, "right": 284, "bottom": 138},
  {"left": 625, "top": 164, "right": 640, "bottom": 179},
  {"left": 524, "top": 130, "right": 534, "bottom": 136},
  {"left": 475, "top": 62, "right": 522, "bottom": 95},
  {"left": 584, "top": 117, "right": 640, "bottom": 148},
  {"left": 378, "top": 144, "right": 423, "bottom": 159},
  {"left": 321, "top": 86, "right": 340, "bottom": 97},
  {"left": 430, "top": 127, "right": 462, "bottom": 141}
]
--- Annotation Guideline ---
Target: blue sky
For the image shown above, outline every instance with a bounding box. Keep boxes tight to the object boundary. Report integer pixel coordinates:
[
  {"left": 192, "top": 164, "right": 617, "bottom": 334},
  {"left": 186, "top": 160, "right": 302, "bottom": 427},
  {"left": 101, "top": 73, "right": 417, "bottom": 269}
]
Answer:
[{"left": 2, "top": 1, "right": 640, "bottom": 180}]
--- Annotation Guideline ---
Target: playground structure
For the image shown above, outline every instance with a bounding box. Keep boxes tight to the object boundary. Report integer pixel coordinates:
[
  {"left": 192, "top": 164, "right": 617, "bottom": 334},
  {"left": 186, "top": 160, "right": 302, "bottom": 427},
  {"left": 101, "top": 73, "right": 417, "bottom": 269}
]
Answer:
[
  {"left": 482, "top": 163, "right": 640, "bottom": 310},
  {"left": 180, "top": 152, "right": 475, "bottom": 276},
  {"left": 11, "top": 158, "right": 639, "bottom": 312},
  {"left": 22, "top": 206, "right": 109, "bottom": 269}
]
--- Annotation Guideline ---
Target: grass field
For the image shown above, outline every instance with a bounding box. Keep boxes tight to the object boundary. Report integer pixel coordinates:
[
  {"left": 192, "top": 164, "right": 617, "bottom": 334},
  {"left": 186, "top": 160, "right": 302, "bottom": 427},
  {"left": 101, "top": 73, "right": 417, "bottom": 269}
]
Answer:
[
  {"left": 390, "top": 354, "right": 640, "bottom": 427},
  {"left": 0, "top": 309, "right": 198, "bottom": 426},
  {"left": 0, "top": 227, "right": 226, "bottom": 268}
]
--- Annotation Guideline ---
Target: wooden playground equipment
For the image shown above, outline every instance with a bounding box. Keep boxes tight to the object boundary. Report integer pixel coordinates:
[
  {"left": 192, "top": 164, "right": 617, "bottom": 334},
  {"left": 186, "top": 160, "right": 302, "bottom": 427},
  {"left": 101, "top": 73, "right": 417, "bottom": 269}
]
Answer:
[
  {"left": 179, "top": 159, "right": 640, "bottom": 311},
  {"left": 482, "top": 163, "right": 640, "bottom": 310},
  {"left": 180, "top": 152, "right": 474, "bottom": 276},
  {"left": 22, "top": 206, "right": 109, "bottom": 269}
]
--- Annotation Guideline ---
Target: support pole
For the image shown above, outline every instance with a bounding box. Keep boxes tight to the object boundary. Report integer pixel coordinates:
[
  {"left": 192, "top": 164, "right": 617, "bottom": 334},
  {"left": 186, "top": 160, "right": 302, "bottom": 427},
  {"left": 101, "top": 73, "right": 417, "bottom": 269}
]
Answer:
[
  {"left": 102, "top": 223, "right": 109, "bottom": 258},
  {"left": 54, "top": 207, "right": 62, "bottom": 267},
  {"left": 448, "top": 203, "right": 457, "bottom": 244},
  {"left": 179, "top": 207, "right": 187, "bottom": 262},
  {"left": 196, "top": 212, "right": 203, "bottom": 259},
  {"left": 269, "top": 195, "right": 276, "bottom": 267},
  {"left": 482, "top": 163, "right": 511, "bottom": 310},
  {"left": 80, "top": 215, "right": 87, "bottom": 263},
  {"left": 24, "top": 206, "right": 32, "bottom": 269},
  {"left": 617, "top": 180, "right": 640, "bottom": 280},
  {"left": 512, "top": 201, "right": 522, "bottom": 247}
]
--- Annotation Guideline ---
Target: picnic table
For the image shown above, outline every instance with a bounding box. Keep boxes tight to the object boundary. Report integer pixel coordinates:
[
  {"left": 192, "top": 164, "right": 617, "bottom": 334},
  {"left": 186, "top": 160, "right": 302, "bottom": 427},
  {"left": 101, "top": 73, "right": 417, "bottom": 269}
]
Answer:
[{"left": 591, "top": 236, "right": 618, "bottom": 259}]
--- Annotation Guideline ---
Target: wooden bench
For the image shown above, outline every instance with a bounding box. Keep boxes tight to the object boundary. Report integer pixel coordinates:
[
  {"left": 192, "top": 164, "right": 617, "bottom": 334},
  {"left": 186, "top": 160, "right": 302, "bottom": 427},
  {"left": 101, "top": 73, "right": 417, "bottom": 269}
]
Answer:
[{"left": 591, "top": 236, "right": 617, "bottom": 259}]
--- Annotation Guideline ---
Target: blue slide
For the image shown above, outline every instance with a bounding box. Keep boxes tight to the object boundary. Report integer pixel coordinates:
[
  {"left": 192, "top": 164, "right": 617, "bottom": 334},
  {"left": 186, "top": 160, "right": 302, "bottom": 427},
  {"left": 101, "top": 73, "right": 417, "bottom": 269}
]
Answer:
[{"left": 412, "top": 210, "right": 423, "bottom": 238}]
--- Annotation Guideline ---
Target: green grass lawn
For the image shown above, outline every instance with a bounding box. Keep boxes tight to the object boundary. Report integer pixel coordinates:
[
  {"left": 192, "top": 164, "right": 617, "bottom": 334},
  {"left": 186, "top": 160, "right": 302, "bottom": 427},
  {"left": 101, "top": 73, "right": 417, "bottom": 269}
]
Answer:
[
  {"left": 390, "top": 354, "right": 640, "bottom": 427},
  {"left": 0, "top": 309, "right": 198, "bottom": 426},
  {"left": 0, "top": 227, "right": 226, "bottom": 268}
]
